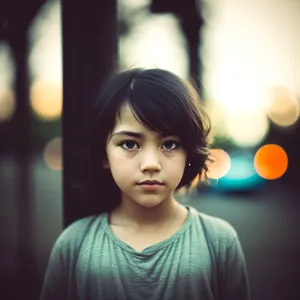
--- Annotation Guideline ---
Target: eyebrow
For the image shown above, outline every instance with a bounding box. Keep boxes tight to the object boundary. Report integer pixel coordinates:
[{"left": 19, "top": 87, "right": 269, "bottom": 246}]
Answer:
[{"left": 111, "top": 131, "right": 172, "bottom": 139}]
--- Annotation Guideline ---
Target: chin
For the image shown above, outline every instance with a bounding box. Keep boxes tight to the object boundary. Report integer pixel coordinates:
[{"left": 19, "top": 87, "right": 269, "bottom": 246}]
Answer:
[
  {"left": 121, "top": 190, "right": 173, "bottom": 208},
  {"left": 138, "top": 198, "right": 170, "bottom": 209}
]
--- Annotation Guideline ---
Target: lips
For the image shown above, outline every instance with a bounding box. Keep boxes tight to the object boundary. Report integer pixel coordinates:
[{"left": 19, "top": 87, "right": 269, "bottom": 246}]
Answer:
[{"left": 138, "top": 180, "right": 164, "bottom": 185}]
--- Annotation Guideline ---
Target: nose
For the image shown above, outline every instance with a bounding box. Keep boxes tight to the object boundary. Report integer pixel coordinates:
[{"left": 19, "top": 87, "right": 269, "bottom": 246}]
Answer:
[{"left": 140, "top": 150, "right": 161, "bottom": 173}]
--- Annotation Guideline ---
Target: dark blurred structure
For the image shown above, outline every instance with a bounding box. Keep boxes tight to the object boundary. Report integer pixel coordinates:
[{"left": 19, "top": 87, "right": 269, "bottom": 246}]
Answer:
[
  {"left": 0, "top": 1, "right": 47, "bottom": 299},
  {"left": 151, "top": 0, "right": 205, "bottom": 97},
  {"left": 0, "top": 0, "right": 118, "bottom": 298},
  {"left": 61, "top": 0, "right": 118, "bottom": 227}
]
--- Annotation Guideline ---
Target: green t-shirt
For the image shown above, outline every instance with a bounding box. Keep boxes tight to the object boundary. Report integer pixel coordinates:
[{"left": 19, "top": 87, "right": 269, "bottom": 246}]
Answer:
[{"left": 40, "top": 205, "right": 250, "bottom": 300}]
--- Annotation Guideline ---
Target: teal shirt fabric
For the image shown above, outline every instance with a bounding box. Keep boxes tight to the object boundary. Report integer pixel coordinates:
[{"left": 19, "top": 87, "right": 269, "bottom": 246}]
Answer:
[{"left": 40, "top": 205, "right": 250, "bottom": 300}]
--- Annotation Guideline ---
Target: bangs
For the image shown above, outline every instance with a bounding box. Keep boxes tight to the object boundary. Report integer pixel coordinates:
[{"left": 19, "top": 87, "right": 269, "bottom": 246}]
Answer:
[{"left": 124, "top": 72, "right": 199, "bottom": 148}]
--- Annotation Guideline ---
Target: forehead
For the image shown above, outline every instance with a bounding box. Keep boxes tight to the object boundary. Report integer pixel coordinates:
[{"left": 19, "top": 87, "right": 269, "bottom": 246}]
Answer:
[{"left": 113, "top": 102, "right": 148, "bottom": 132}]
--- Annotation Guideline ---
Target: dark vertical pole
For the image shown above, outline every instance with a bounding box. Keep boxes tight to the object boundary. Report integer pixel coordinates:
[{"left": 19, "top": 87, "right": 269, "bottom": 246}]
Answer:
[
  {"left": 62, "top": 1, "right": 118, "bottom": 227},
  {"left": 10, "top": 30, "right": 37, "bottom": 299},
  {"left": 181, "top": 23, "right": 202, "bottom": 97}
]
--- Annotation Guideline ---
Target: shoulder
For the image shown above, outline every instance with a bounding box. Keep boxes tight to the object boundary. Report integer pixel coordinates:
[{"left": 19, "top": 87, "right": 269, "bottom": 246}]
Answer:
[
  {"left": 200, "top": 211, "right": 237, "bottom": 239},
  {"left": 51, "top": 214, "right": 105, "bottom": 258},
  {"left": 187, "top": 206, "right": 251, "bottom": 299},
  {"left": 188, "top": 206, "right": 238, "bottom": 248}
]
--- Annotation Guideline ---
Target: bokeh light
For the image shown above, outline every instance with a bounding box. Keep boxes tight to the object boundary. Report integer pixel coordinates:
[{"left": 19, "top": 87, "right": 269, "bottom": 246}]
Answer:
[
  {"left": 202, "top": 0, "right": 300, "bottom": 144},
  {"left": 30, "top": 81, "right": 62, "bottom": 121},
  {"left": 0, "top": 89, "right": 16, "bottom": 123},
  {"left": 207, "top": 149, "right": 231, "bottom": 179},
  {"left": 225, "top": 108, "right": 269, "bottom": 147},
  {"left": 265, "top": 86, "right": 300, "bottom": 127},
  {"left": 43, "top": 137, "right": 62, "bottom": 171},
  {"left": 0, "top": 42, "right": 15, "bottom": 123},
  {"left": 224, "top": 153, "right": 257, "bottom": 179},
  {"left": 205, "top": 100, "right": 230, "bottom": 141},
  {"left": 29, "top": 0, "right": 62, "bottom": 84},
  {"left": 217, "top": 152, "right": 264, "bottom": 191},
  {"left": 254, "top": 144, "right": 288, "bottom": 180}
]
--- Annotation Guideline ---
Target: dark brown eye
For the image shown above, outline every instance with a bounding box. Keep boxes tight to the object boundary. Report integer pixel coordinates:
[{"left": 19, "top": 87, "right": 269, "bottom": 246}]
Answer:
[
  {"left": 162, "top": 140, "right": 181, "bottom": 150},
  {"left": 119, "top": 140, "right": 139, "bottom": 150}
]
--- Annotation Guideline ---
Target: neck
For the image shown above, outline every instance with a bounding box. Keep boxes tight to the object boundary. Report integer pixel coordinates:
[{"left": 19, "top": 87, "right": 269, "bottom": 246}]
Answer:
[{"left": 112, "top": 198, "right": 181, "bottom": 231}]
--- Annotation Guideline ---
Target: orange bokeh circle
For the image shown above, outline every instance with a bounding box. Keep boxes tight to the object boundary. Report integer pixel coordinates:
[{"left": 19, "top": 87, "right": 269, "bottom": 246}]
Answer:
[
  {"left": 207, "top": 149, "right": 231, "bottom": 179},
  {"left": 254, "top": 144, "right": 288, "bottom": 180}
]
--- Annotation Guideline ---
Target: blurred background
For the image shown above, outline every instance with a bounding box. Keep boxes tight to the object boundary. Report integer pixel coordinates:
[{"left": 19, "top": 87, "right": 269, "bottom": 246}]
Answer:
[{"left": 0, "top": 0, "right": 299, "bottom": 299}]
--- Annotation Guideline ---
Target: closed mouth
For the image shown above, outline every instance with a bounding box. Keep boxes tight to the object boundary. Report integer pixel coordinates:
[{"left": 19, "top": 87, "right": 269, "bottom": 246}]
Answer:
[{"left": 138, "top": 181, "right": 164, "bottom": 185}]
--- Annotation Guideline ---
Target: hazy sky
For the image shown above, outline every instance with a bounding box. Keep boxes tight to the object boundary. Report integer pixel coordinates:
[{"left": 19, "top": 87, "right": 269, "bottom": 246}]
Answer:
[{"left": 203, "top": 0, "right": 300, "bottom": 107}]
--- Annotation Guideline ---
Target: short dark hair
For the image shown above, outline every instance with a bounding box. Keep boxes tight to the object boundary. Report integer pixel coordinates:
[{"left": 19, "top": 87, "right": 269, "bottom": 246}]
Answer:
[{"left": 82, "top": 68, "right": 211, "bottom": 213}]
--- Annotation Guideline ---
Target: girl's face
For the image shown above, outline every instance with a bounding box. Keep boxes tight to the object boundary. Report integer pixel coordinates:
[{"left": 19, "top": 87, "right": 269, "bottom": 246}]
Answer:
[{"left": 105, "top": 102, "right": 187, "bottom": 208}]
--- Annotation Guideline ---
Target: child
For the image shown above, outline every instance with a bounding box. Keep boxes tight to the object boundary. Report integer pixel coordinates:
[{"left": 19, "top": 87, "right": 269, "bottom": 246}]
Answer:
[{"left": 40, "top": 68, "right": 251, "bottom": 300}]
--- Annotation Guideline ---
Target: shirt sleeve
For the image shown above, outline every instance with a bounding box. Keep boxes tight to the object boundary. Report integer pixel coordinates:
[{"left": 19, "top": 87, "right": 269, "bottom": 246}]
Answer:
[
  {"left": 39, "top": 233, "right": 70, "bottom": 300},
  {"left": 219, "top": 236, "right": 251, "bottom": 300},
  {"left": 40, "top": 216, "right": 96, "bottom": 300}
]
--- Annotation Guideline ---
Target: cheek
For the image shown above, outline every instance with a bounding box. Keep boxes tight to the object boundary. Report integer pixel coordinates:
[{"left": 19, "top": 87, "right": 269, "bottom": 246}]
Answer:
[
  {"left": 106, "top": 148, "right": 134, "bottom": 178},
  {"left": 170, "top": 151, "right": 187, "bottom": 168},
  {"left": 165, "top": 154, "right": 187, "bottom": 178},
  {"left": 106, "top": 144, "right": 121, "bottom": 164},
  {"left": 170, "top": 161, "right": 186, "bottom": 178},
  {"left": 108, "top": 161, "right": 131, "bottom": 188},
  {"left": 107, "top": 148, "right": 132, "bottom": 167}
]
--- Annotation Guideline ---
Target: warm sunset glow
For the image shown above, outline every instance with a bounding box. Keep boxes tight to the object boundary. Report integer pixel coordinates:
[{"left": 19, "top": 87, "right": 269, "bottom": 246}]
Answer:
[
  {"left": 207, "top": 149, "right": 231, "bottom": 179},
  {"left": 30, "top": 81, "right": 62, "bottom": 120},
  {"left": 202, "top": 0, "right": 300, "bottom": 138},
  {"left": 254, "top": 144, "right": 288, "bottom": 180},
  {"left": 43, "top": 137, "right": 62, "bottom": 171}
]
